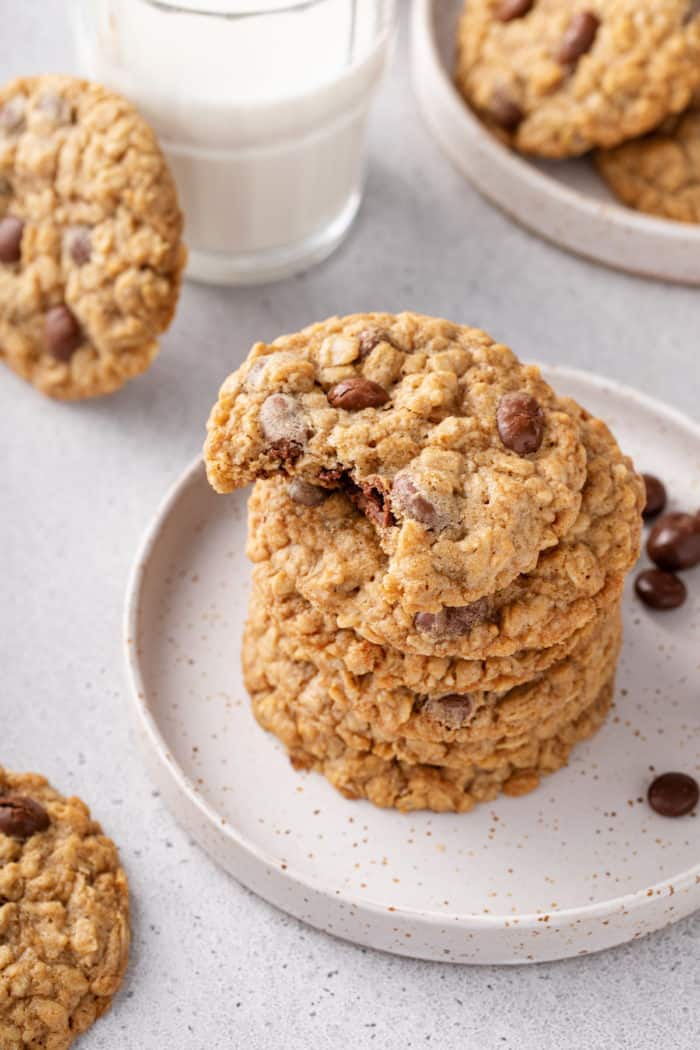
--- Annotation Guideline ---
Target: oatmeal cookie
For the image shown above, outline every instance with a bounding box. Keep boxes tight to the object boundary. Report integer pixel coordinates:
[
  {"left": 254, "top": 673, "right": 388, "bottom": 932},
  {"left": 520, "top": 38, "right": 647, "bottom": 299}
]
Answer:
[
  {"left": 596, "top": 94, "right": 700, "bottom": 222},
  {"left": 456, "top": 0, "right": 700, "bottom": 158},
  {"left": 0, "top": 767, "right": 130, "bottom": 1050},
  {"left": 246, "top": 399, "right": 643, "bottom": 658},
  {"left": 244, "top": 585, "right": 621, "bottom": 752},
  {"left": 206, "top": 312, "right": 587, "bottom": 610},
  {"left": 0, "top": 75, "right": 186, "bottom": 399}
]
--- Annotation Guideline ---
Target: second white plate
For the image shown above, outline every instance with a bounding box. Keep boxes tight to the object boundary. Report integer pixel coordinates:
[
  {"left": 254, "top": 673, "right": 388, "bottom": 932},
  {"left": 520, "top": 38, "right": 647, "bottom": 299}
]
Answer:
[
  {"left": 125, "top": 367, "right": 700, "bottom": 964},
  {"left": 411, "top": 0, "right": 700, "bottom": 285}
]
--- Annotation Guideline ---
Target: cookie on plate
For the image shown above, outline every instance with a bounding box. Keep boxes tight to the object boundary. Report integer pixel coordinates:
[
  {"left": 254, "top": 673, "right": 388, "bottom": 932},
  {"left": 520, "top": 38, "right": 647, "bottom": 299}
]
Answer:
[
  {"left": 246, "top": 400, "right": 643, "bottom": 658},
  {"left": 0, "top": 767, "right": 130, "bottom": 1050},
  {"left": 207, "top": 312, "right": 587, "bottom": 610},
  {"left": 596, "top": 95, "right": 700, "bottom": 222},
  {"left": 455, "top": 0, "right": 700, "bottom": 158},
  {"left": 0, "top": 75, "right": 186, "bottom": 399}
]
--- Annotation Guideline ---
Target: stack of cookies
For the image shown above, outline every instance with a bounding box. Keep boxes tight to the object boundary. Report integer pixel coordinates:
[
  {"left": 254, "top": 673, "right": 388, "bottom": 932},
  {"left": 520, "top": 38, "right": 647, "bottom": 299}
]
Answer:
[
  {"left": 455, "top": 2, "right": 700, "bottom": 223},
  {"left": 205, "top": 313, "right": 644, "bottom": 813}
]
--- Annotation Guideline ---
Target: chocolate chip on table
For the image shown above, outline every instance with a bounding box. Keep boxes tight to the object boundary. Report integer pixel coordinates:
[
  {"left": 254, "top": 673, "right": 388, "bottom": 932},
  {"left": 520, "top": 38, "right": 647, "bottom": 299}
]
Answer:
[
  {"left": 641, "top": 473, "right": 667, "bottom": 520},
  {"left": 45, "top": 305, "right": 82, "bottom": 362},
  {"left": 288, "top": 478, "right": 329, "bottom": 507},
  {"left": 327, "top": 377, "right": 389, "bottom": 411},
  {"left": 414, "top": 600, "right": 490, "bottom": 639},
  {"left": 496, "top": 0, "right": 534, "bottom": 20},
  {"left": 496, "top": 391, "right": 544, "bottom": 454},
  {"left": 555, "top": 11, "right": 600, "bottom": 63},
  {"left": 65, "top": 225, "right": 92, "bottom": 265},
  {"left": 634, "top": 569, "right": 687, "bottom": 610},
  {"left": 422, "top": 694, "right": 474, "bottom": 728},
  {"left": 489, "top": 87, "right": 524, "bottom": 131},
  {"left": 391, "top": 473, "right": 445, "bottom": 531},
  {"left": 0, "top": 216, "right": 24, "bottom": 263},
  {"left": 647, "top": 772, "right": 699, "bottom": 817},
  {"left": 647, "top": 512, "right": 700, "bottom": 571},
  {"left": 0, "top": 795, "right": 50, "bottom": 839}
]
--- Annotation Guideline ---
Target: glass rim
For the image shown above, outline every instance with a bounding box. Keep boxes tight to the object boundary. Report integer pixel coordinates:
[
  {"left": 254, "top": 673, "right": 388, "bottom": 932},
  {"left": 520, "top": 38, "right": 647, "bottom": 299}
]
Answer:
[{"left": 140, "top": 0, "right": 350, "bottom": 16}]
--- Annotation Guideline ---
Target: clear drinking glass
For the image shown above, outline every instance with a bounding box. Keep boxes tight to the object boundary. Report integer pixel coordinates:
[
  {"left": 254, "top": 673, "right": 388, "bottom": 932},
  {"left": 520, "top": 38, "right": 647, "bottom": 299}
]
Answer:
[{"left": 71, "top": 0, "right": 396, "bottom": 285}]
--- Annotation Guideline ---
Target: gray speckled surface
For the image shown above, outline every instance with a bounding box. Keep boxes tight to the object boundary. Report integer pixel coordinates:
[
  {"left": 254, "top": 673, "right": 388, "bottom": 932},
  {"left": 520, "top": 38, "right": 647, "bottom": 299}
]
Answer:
[{"left": 2, "top": 3, "right": 698, "bottom": 1047}]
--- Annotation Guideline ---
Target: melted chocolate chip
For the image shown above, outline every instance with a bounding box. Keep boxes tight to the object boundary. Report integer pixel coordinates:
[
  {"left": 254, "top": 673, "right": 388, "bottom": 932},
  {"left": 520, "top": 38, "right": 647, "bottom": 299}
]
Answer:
[
  {"left": 0, "top": 216, "right": 24, "bottom": 263},
  {"left": 641, "top": 473, "right": 667, "bottom": 519},
  {"left": 648, "top": 772, "right": 699, "bottom": 817},
  {"left": 496, "top": 391, "right": 544, "bottom": 455},
  {"left": 421, "top": 694, "right": 474, "bottom": 728},
  {"left": 391, "top": 473, "right": 445, "bottom": 531},
  {"left": 489, "top": 87, "right": 524, "bottom": 131},
  {"left": 288, "top": 478, "right": 330, "bottom": 507},
  {"left": 647, "top": 512, "right": 700, "bottom": 571},
  {"left": 327, "top": 377, "right": 389, "bottom": 411},
  {"left": 65, "top": 225, "right": 92, "bottom": 265},
  {"left": 259, "top": 393, "right": 308, "bottom": 462},
  {"left": 0, "top": 795, "right": 50, "bottom": 839},
  {"left": 496, "top": 0, "right": 534, "bottom": 20},
  {"left": 414, "top": 600, "right": 490, "bottom": 639},
  {"left": 45, "top": 305, "right": 82, "bottom": 362},
  {"left": 357, "top": 327, "right": 397, "bottom": 358},
  {"left": 555, "top": 11, "right": 600, "bottom": 63},
  {"left": 349, "top": 477, "right": 395, "bottom": 529},
  {"left": 634, "top": 569, "right": 686, "bottom": 610}
]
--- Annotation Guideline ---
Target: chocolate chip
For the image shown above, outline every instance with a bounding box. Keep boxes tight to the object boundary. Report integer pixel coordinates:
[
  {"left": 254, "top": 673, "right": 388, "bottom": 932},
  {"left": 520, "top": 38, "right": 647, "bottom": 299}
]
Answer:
[
  {"left": 357, "top": 327, "right": 396, "bottom": 358},
  {"left": 0, "top": 795, "right": 50, "bottom": 839},
  {"left": 421, "top": 694, "right": 474, "bottom": 728},
  {"left": 555, "top": 11, "right": 600, "bottom": 63},
  {"left": 648, "top": 772, "right": 699, "bottom": 818},
  {"left": 0, "top": 96, "right": 26, "bottom": 132},
  {"left": 496, "top": 391, "right": 544, "bottom": 455},
  {"left": 349, "top": 477, "right": 395, "bottom": 529},
  {"left": 647, "top": 512, "right": 700, "bottom": 572},
  {"left": 0, "top": 216, "right": 24, "bottom": 263},
  {"left": 489, "top": 87, "right": 524, "bottom": 131},
  {"left": 634, "top": 569, "right": 687, "bottom": 610},
  {"left": 414, "top": 600, "right": 490, "bottom": 639},
  {"left": 65, "top": 225, "right": 92, "bottom": 265},
  {"left": 327, "top": 377, "right": 389, "bottom": 411},
  {"left": 45, "top": 305, "right": 82, "bottom": 362},
  {"left": 496, "top": 0, "right": 534, "bottom": 20},
  {"left": 259, "top": 394, "right": 308, "bottom": 461},
  {"left": 288, "top": 478, "right": 330, "bottom": 507},
  {"left": 641, "top": 473, "right": 667, "bottom": 520},
  {"left": 391, "top": 472, "right": 445, "bottom": 532}
]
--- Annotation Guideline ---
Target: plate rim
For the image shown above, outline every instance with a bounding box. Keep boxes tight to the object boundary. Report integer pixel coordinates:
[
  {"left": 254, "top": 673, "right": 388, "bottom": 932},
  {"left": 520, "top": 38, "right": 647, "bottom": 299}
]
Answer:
[
  {"left": 410, "top": 0, "right": 700, "bottom": 284},
  {"left": 124, "top": 365, "right": 700, "bottom": 934}
]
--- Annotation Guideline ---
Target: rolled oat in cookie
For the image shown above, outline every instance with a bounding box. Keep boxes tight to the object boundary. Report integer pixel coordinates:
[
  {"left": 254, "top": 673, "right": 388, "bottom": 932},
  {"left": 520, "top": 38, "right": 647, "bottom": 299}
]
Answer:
[
  {"left": 0, "top": 766, "right": 130, "bottom": 1050},
  {"left": 206, "top": 312, "right": 588, "bottom": 608},
  {"left": 0, "top": 75, "right": 186, "bottom": 399},
  {"left": 456, "top": 0, "right": 700, "bottom": 158}
]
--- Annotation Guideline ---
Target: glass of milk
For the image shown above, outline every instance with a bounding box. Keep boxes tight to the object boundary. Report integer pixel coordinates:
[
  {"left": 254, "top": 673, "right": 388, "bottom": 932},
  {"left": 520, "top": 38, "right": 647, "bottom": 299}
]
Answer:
[{"left": 72, "top": 0, "right": 396, "bottom": 285}]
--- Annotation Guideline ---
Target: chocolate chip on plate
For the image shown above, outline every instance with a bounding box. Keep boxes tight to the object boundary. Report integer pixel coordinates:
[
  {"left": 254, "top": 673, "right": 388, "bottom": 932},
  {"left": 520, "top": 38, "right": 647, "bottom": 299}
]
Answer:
[
  {"left": 414, "top": 600, "right": 490, "bottom": 639},
  {"left": 555, "top": 11, "right": 600, "bottom": 63},
  {"left": 496, "top": 0, "right": 534, "bottom": 20},
  {"left": 327, "top": 377, "right": 389, "bottom": 411},
  {"left": 634, "top": 569, "right": 687, "bottom": 610},
  {"left": 288, "top": 478, "right": 329, "bottom": 507},
  {"left": 489, "top": 87, "right": 524, "bottom": 131},
  {"left": 0, "top": 215, "right": 24, "bottom": 263},
  {"left": 45, "top": 305, "right": 82, "bottom": 361},
  {"left": 0, "top": 795, "right": 50, "bottom": 839},
  {"left": 496, "top": 391, "right": 544, "bottom": 454},
  {"left": 647, "top": 512, "right": 700, "bottom": 571},
  {"left": 648, "top": 772, "right": 699, "bottom": 817},
  {"left": 641, "top": 473, "right": 667, "bottom": 519}
]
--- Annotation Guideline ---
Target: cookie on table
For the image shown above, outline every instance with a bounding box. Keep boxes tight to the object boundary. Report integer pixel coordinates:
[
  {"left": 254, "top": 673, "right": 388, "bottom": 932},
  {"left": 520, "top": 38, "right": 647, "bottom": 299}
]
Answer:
[
  {"left": 244, "top": 613, "right": 617, "bottom": 812},
  {"left": 246, "top": 399, "right": 644, "bottom": 659},
  {"left": 596, "top": 95, "right": 700, "bottom": 222},
  {"left": 0, "top": 75, "right": 186, "bottom": 400},
  {"left": 0, "top": 767, "right": 130, "bottom": 1050},
  {"left": 206, "top": 312, "right": 587, "bottom": 610},
  {"left": 244, "top": 582, "right": 621, "bottom": 751},
  {"left": 455, "top": 0, "right": 700, "bottom": 158}
]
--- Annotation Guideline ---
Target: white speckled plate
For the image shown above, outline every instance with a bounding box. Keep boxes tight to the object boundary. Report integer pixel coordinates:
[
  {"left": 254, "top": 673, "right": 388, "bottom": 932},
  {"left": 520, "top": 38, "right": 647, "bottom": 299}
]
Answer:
[
  {"left": 411, "top": 0, "right": 700, "bottom": 285},
  {"left": 125, "top": 367, "right": 700, "bottom": 964}
]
